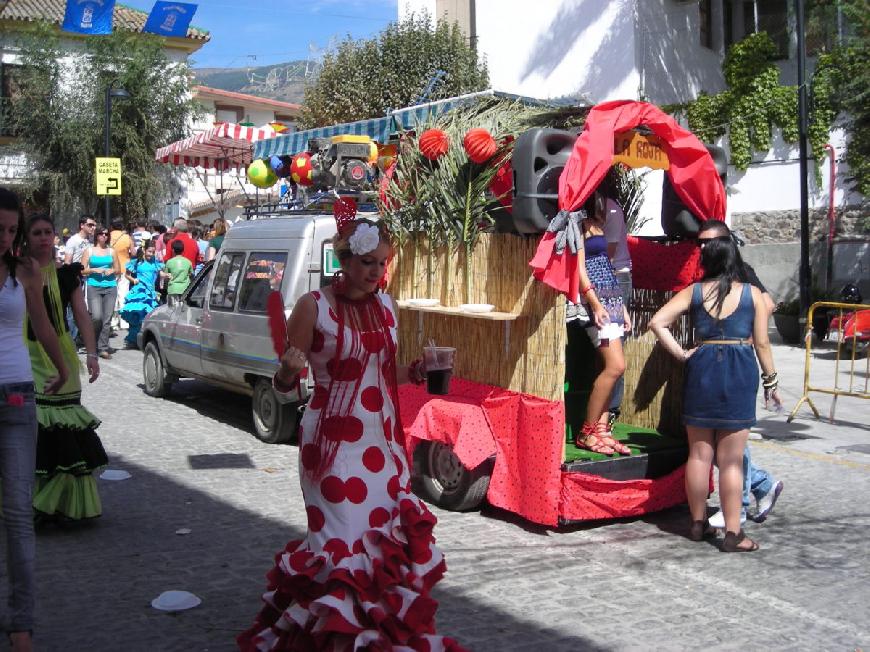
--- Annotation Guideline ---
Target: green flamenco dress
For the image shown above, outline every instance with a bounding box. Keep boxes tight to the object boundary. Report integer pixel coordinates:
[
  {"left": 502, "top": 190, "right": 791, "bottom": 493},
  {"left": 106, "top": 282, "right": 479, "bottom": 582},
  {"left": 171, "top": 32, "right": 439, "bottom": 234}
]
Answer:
[{"left": 26, "top": 263, "right": 108, "bottom": 520}]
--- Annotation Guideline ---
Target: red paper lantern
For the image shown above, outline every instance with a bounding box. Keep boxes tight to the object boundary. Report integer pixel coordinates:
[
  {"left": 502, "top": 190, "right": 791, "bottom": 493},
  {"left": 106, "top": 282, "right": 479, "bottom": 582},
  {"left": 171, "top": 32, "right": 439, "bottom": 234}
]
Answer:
[
  {"left": 290, "top": 153, "right": 314, "bottom": 186},
  {"left": 418, "top": 129, "right": 449, "bottom": 160},
  {"left": 463, "top": 128, "right": 497, "bottom": 164}
]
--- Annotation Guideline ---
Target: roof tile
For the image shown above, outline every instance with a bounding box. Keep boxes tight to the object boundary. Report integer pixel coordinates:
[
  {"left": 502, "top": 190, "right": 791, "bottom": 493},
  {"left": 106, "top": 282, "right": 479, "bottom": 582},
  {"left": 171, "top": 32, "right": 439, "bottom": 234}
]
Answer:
[{"left": 0, "top": 0, "right": 209, "bottom": 41}]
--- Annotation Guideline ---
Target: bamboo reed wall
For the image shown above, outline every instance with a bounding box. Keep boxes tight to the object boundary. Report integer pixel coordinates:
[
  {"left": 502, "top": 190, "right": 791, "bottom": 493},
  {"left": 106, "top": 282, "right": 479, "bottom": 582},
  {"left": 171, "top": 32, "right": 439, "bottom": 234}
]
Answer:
[
  {"left": 388, "top": 234, "right": 566, "bottom": 402},
  {"left": 620, "top": 289, "right": 694, "bottom": 436},
  {"left": 387, "top": 236, "right": 692, "bottom": 435}
]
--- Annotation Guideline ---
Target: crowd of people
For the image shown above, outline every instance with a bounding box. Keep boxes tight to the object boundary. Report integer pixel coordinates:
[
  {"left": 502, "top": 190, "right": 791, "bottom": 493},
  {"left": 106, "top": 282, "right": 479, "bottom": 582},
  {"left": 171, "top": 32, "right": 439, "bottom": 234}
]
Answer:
[
  {"left": 0, "top": 189, "right": 232, "bottom": 651},
  {"left": 0, "top": 176, "right": 789, "bottom": 649}
]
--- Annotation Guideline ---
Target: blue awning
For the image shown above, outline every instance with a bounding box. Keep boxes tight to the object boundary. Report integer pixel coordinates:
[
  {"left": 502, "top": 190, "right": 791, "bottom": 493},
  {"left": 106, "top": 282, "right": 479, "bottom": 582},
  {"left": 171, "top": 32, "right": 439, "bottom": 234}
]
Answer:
[{"left": 253, "top": 90, "right": 561, "bottom": 159}]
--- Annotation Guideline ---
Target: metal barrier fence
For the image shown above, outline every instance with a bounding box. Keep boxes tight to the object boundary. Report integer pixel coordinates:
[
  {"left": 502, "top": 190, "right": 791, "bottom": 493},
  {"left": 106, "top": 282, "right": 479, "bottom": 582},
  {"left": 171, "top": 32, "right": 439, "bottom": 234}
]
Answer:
[{"left": 788, "top": 301, "right": 870, "bottom": 423}]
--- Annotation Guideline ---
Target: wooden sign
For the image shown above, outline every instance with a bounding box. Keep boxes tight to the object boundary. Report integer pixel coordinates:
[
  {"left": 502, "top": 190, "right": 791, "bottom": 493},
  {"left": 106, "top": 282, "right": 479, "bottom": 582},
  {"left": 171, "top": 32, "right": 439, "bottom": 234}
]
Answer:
[{"left": 613, "top": 131, "right": 669, "bottom": 170}]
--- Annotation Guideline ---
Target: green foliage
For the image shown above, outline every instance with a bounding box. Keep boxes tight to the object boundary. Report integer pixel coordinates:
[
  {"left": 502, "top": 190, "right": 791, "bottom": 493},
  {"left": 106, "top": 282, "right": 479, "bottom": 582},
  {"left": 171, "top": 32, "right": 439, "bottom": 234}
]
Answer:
[
  {"left": 611, "top": 165, "right": 650, "bottom": 234},
  {"left": 817, "top": 0, "right": 870, "bottom": 197},
  {"left": 8, "top": 23, "right": 201, "bottom": 223},
  {"left": 685, "top": 33, "right": 829, "bottom": 172},
  {"left": 300, "top": 13, "right": 489, "bottom": 128}
]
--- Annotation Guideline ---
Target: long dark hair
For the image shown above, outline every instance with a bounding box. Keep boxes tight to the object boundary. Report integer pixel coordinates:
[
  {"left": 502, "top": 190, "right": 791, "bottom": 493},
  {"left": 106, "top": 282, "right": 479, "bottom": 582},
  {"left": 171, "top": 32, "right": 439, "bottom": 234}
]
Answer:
[
  {"left": 21, "top": 213, "right": 55, "bottom": 258},
  {"left": 0, "top": 187, "right": 25, "bottom": 284},
  {"left": 697, "top": 220, "right": 741, "bottom": 318}
]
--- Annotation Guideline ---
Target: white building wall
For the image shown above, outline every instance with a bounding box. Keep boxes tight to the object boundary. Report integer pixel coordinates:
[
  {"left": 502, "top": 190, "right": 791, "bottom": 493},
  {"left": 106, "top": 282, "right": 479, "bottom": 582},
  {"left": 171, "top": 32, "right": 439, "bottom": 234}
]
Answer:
[
  {"left": 474, "top": 0, "right": 639, "bottom": 102},
  {"left": 635, "top": 0, "right": 725, "bottom": 105}
]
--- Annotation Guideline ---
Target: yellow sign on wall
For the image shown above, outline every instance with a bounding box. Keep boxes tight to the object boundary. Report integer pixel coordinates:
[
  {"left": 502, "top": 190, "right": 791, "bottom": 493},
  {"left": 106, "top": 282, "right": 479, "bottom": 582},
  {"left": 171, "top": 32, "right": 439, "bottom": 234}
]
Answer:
[
  {"left": 95, "top": 157, "right": 122, "bottom": 196},
  {"left": 613, "top": 131, "right": 669, "bottom": 170}
]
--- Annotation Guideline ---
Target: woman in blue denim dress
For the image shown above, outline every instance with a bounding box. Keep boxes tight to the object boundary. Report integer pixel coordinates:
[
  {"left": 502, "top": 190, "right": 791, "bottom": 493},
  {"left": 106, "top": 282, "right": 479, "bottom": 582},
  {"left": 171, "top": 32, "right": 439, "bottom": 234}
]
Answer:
[
  {"left": 649, "top": 220, "right": 780, "bottom": 553},
  {"left": 0, "top": 188, "right": 68, "bottom": 652}
]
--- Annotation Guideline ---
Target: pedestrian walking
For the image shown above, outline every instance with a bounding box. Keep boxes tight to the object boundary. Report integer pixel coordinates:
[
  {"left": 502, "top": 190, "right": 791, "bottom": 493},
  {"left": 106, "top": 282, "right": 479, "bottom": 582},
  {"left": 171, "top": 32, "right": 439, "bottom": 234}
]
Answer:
[
  {"left": 22, "top": 215, "right": 107, "bottom": 522},
  {"left": 81, "top": 227, "right": 120, "bottom": 359},
  {"left": 120, "top": 242, "right": 166, "bottom": 347},
  {"left": 109, "top": 219, "right": 135, "bottom": 332},
  {"left": 63, "top": 215, "right": 96, "bottom": 347},
  {"left": 649, "top": 220, "right": 781, "bottom": 552},
  {"left": 164, "top": 239, "right": 192, "bottom": 306},
  {"left": 0, "top": 189, "right": 68, "bottom": 652},
  {"left": 238, "top": 217, "right": 465, "bottom": 651}
]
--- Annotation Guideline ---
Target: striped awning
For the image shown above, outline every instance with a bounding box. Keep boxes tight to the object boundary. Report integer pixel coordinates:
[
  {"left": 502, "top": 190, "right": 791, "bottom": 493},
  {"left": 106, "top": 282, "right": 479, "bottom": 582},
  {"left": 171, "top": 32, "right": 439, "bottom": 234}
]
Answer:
[
  {"left": 252, "top": 90, "right": 543, "bottom": 160},
  {"left": 155, "top": 122, "right": 276, "bottom": 170}
]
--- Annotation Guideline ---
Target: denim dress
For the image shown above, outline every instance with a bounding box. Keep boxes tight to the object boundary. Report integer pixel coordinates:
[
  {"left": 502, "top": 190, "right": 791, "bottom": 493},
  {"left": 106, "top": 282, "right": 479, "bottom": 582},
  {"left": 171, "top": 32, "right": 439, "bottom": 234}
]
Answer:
[{"left": 683, "top": 283, "right": 759, "bottom": 429}]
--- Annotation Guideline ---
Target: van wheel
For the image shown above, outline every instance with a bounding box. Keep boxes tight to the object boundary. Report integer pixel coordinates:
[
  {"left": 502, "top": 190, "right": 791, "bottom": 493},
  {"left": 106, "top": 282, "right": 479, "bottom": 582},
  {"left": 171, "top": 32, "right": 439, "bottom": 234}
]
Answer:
[
  {"left": 252, "top": 378, "right": 299, "bottom": 444},
  {"left": 413, "top": 442, "right": 492, "bottom": 511},
  {"left": 143, "top": 341, "right": 173, "bottom": 398}
]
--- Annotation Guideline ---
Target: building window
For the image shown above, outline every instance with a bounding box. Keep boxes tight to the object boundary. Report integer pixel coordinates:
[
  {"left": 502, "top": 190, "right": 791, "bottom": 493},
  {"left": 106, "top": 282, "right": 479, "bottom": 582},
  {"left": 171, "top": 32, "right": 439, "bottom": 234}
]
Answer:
[
  {"left": 1, "top": 63, "right": 22, "bottom": 137},
  {"left": 273, "top": 113, "right": 297, "bottom": 132},
  {"left": 738, "top": 0, "right": 789, "bottom": 58},
  {"left": 700, "top": 0, "right": 714, "bottom": 49},
  {"left": 214, "top": 104, "right": 243, "bottom": 124}
]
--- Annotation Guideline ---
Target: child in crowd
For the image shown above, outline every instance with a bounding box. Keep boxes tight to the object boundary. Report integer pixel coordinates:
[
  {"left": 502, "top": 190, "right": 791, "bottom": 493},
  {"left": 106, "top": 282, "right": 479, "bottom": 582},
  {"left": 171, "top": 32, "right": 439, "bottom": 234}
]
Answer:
[
  {"left": 120, "top": 243, "right": 166, "bottom": 348},
  {"left": 164, "top": 239, "right": 192, "bottom": 306}
]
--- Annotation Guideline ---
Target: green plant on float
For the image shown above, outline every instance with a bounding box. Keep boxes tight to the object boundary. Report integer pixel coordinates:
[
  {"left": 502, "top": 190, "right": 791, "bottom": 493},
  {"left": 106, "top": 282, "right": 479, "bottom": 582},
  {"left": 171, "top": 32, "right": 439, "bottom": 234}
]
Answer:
[{"left": 678, "top": 33, "right": 833, "bottom": 182}]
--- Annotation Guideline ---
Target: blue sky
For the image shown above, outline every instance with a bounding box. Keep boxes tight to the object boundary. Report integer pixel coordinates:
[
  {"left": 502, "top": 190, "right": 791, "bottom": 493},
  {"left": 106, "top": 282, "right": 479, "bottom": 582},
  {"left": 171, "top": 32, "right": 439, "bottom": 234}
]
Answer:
[{"left": 122, "top": 0, "right": 399, "bottom": 69}]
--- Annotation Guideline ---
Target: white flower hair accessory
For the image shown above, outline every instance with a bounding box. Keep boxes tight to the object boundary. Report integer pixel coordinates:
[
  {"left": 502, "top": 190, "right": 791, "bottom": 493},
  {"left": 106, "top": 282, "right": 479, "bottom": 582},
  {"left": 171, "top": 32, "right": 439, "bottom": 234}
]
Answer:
[{"left": 348, "top": 222, "right": 381, "bottom": 256}]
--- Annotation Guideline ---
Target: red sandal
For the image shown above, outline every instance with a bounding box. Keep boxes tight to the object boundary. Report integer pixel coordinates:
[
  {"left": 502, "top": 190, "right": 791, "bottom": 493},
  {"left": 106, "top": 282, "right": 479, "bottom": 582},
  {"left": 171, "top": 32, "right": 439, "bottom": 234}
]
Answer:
[
  {"left": 595, "top": 422, "right": 631, "bottom": 456},
  {"left": 574, "top": 422, "right": 615, "bottom": 455}
]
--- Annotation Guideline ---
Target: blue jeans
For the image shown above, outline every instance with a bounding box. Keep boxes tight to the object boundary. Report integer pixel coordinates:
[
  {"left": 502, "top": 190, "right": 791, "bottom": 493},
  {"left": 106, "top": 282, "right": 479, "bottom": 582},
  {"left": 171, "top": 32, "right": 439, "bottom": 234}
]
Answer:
[
  {"left": 66, "top": 305, "right": 79, "bottom": 345},
  {"left": 0, "top": 382, "right": 37, "bottom": 633},
  {"left": 743, "top": 447, "right": 774, "bottom": 510}
]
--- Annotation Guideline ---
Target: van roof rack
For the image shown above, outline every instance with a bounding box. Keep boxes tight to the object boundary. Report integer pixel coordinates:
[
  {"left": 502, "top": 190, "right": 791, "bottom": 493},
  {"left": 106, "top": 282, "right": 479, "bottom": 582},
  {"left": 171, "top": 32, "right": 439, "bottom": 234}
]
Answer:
[{"left": 243, "top": 190, "right": 379, "bottom": 220}]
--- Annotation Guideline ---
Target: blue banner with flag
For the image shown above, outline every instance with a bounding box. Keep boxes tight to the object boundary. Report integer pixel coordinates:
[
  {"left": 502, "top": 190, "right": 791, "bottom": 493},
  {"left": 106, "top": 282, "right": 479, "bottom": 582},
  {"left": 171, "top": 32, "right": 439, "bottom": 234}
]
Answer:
[
  {"left": 62, "top": 0, "right": 115, "bottom": 35},
  {"left": 143, "top": 2, "right": 198, "bottom": 37}
]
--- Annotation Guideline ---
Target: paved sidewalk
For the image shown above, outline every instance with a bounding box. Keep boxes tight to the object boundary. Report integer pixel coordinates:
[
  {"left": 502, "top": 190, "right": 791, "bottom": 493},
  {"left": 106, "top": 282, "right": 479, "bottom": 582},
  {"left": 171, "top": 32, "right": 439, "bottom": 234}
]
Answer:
[{"left": 24, "top": 337, "right": 870, "bottom": 651}]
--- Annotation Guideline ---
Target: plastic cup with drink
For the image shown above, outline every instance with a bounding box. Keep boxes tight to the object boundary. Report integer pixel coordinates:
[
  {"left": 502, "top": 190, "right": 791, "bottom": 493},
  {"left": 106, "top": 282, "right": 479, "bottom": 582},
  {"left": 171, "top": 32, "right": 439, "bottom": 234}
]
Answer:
[{"left": 423, "top": 345, "right": 456, "bottom": 395}]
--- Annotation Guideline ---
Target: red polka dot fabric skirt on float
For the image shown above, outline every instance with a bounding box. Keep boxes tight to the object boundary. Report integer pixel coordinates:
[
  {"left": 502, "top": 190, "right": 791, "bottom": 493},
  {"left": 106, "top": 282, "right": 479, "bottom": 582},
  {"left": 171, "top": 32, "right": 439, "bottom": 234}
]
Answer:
[{"left": 238, "top": 291, "right": 465, "bottom": 652}]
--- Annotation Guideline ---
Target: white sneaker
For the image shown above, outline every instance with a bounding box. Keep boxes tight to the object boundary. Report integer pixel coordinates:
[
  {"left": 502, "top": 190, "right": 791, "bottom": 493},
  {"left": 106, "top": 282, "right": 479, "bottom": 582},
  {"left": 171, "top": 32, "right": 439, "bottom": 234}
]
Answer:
[
  {"left": 753, "top": 481, "right": 783, "bottom": 523},
  {"left": 708, "top": 508, "right": 747, "bottom": 529}
]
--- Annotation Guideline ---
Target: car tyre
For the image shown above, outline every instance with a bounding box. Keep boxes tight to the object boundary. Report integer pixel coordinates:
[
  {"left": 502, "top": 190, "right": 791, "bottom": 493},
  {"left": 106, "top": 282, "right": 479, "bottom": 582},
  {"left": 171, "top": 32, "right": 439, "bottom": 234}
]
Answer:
[
  {"left": 143, "top": 341, "right": 173, "bottom": 398},
  {"left": 412, "top": 441, "right": 492, "bottom": 511},
  {"left": 252, "top": 378, "right": 299, "bottom": 444}
]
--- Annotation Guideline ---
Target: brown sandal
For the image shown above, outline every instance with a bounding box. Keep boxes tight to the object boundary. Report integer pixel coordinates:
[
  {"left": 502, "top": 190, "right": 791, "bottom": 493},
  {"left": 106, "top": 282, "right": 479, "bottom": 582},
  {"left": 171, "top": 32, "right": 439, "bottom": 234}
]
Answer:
[
  {"left": 574, "top": 422, "right": 615, "bottom": 455},
  {"left": 689, "top": 519, "right": 716, "bottom": 542},
  {"left": 595, "top": 422, "right": 631, "bottom": 456},
  {"left": 721, "top": 529, "right": 759, "bottom": 552}
]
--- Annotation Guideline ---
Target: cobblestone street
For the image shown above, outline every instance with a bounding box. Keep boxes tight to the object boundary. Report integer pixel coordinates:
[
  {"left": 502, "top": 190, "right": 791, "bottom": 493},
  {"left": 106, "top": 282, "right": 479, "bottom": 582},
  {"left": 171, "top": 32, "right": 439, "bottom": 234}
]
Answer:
[{"left": 27, "top": 336, "right": 870, "bottom": 651}]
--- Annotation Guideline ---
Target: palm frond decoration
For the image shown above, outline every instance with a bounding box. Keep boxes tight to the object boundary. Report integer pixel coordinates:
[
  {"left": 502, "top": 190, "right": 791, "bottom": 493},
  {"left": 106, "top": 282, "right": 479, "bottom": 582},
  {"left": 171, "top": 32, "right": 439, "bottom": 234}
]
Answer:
[{"left": 379, "top": 97, "right": 589, "bottom": 302}]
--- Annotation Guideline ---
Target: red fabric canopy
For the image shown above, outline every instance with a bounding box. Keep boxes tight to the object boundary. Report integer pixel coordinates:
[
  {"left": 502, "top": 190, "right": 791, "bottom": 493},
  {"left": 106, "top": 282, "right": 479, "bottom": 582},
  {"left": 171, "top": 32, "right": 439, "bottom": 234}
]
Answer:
[
  {"left": 155, "top": 122, "right": 275, "bottom": 170},
  {"left": 530, "top": 100, "right": 726, "bottom": 301}
]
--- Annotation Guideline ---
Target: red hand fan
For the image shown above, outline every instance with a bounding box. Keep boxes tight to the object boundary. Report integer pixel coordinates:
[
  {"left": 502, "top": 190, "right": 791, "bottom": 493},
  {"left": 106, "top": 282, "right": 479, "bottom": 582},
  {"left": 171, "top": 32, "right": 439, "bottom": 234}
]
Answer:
[{"left": 266, "top": 291, "right": 288, "bottom": 358}]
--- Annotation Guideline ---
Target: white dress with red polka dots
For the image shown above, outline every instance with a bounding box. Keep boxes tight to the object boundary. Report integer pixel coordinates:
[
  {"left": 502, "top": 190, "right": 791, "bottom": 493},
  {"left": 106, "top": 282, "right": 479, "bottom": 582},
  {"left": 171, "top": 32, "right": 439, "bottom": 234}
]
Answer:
[{"left": 239, "top": 291, "right": 464, "bottom": 652}]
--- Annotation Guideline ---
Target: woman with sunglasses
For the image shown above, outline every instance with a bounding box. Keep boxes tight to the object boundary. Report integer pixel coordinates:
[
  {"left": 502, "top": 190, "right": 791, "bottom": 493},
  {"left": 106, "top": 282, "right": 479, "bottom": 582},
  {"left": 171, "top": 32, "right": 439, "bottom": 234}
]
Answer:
[
  {"left": 649, "top": 220, "right": 778, "bottom": 552},
  {"left": 81, "top": 226, "right": 121, "bottom": 359},
  {"left": 0, "top": 189, "right": 68, "bottom": 652}
]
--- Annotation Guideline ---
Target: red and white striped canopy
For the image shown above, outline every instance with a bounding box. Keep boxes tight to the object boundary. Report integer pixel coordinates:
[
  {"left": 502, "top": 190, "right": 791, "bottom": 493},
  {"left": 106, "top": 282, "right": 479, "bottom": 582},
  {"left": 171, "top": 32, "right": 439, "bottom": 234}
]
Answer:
[{"left": 155, "top": 122, "right": 275, "bottom": 170}]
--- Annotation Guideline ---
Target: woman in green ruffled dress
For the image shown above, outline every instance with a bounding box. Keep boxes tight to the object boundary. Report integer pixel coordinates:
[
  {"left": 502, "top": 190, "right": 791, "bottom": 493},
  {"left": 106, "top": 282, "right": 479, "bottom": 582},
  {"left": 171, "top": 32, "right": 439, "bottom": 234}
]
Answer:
[{"left": 23, "top": 215, "right": 107, "bottom": 522}]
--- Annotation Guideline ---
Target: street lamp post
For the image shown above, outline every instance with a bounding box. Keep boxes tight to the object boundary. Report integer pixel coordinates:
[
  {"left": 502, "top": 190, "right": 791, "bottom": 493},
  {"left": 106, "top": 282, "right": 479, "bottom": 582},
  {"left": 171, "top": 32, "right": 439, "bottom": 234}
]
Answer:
[
  {"left": 103, "top": 83, "right": 130, "bottom": 228},
  {"left": 794, "top": 0, "right": 812, "bottom": 324}
]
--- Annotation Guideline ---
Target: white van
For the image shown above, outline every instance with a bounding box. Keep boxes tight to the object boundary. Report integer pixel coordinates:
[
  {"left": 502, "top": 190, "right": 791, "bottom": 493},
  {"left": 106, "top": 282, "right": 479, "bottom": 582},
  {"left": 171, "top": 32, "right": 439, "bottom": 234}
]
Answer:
[{"left": 138, "top": 210, "right": 374, "bottom": 443}]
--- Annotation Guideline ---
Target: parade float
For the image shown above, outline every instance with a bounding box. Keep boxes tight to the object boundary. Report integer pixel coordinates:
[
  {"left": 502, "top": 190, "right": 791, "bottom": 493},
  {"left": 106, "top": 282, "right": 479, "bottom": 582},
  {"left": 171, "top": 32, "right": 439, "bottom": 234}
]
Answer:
[{"left": 244, "top": 95, "right": 727, "bottom": 527}]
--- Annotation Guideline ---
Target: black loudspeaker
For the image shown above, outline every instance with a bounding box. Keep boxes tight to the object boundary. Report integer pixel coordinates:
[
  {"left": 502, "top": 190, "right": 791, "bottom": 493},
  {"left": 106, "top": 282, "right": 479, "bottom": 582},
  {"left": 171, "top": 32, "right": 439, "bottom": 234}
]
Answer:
[
  {"left": 511, "top": 128, "right": 578, "bottom": 234},
  {"left": 661, "top": 143, "right": 727, "bottom": 239}
]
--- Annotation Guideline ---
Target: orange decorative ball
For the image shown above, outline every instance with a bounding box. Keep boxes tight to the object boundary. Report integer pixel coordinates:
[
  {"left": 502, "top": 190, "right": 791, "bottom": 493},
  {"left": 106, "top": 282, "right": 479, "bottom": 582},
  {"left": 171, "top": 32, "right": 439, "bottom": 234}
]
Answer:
[
  {"left": 289, "top": 152, "right": 314, "bottom": 186},
  {"left": 418, "top": 129, "right": 450, "bottom": 161},
  {"left": 463, "top": 128, "right": 497, "bottom": 164}
]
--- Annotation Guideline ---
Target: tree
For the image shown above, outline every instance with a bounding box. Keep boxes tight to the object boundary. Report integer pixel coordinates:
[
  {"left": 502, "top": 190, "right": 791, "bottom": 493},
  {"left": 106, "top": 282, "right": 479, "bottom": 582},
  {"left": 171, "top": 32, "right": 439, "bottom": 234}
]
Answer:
[
  {"left": 300, "top": 13, "right": 489, "bottom": 128},
  {"left": 816, "top": 0, "right": 870, "bottom": 199},
  {"left": 8, "top": 23, "right": 201, "bottom": 224}
]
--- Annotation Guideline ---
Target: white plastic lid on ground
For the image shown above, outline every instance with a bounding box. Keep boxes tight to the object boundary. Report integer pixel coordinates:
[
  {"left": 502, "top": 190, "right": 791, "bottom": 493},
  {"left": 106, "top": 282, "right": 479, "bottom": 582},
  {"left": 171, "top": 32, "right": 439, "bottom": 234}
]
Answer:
[
  {"left": 100, "top": 469, "right": 132, "bottom": 481},
  {"left": 151, "top": 590, "right": 202, "bottom": 612}
]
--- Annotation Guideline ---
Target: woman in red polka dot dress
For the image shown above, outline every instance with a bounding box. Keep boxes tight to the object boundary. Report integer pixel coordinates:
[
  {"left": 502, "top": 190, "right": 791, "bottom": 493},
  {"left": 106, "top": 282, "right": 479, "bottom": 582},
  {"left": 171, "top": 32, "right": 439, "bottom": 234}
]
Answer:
[{"left": 238, "top": 218, "right": 465, "bottom": 652}]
